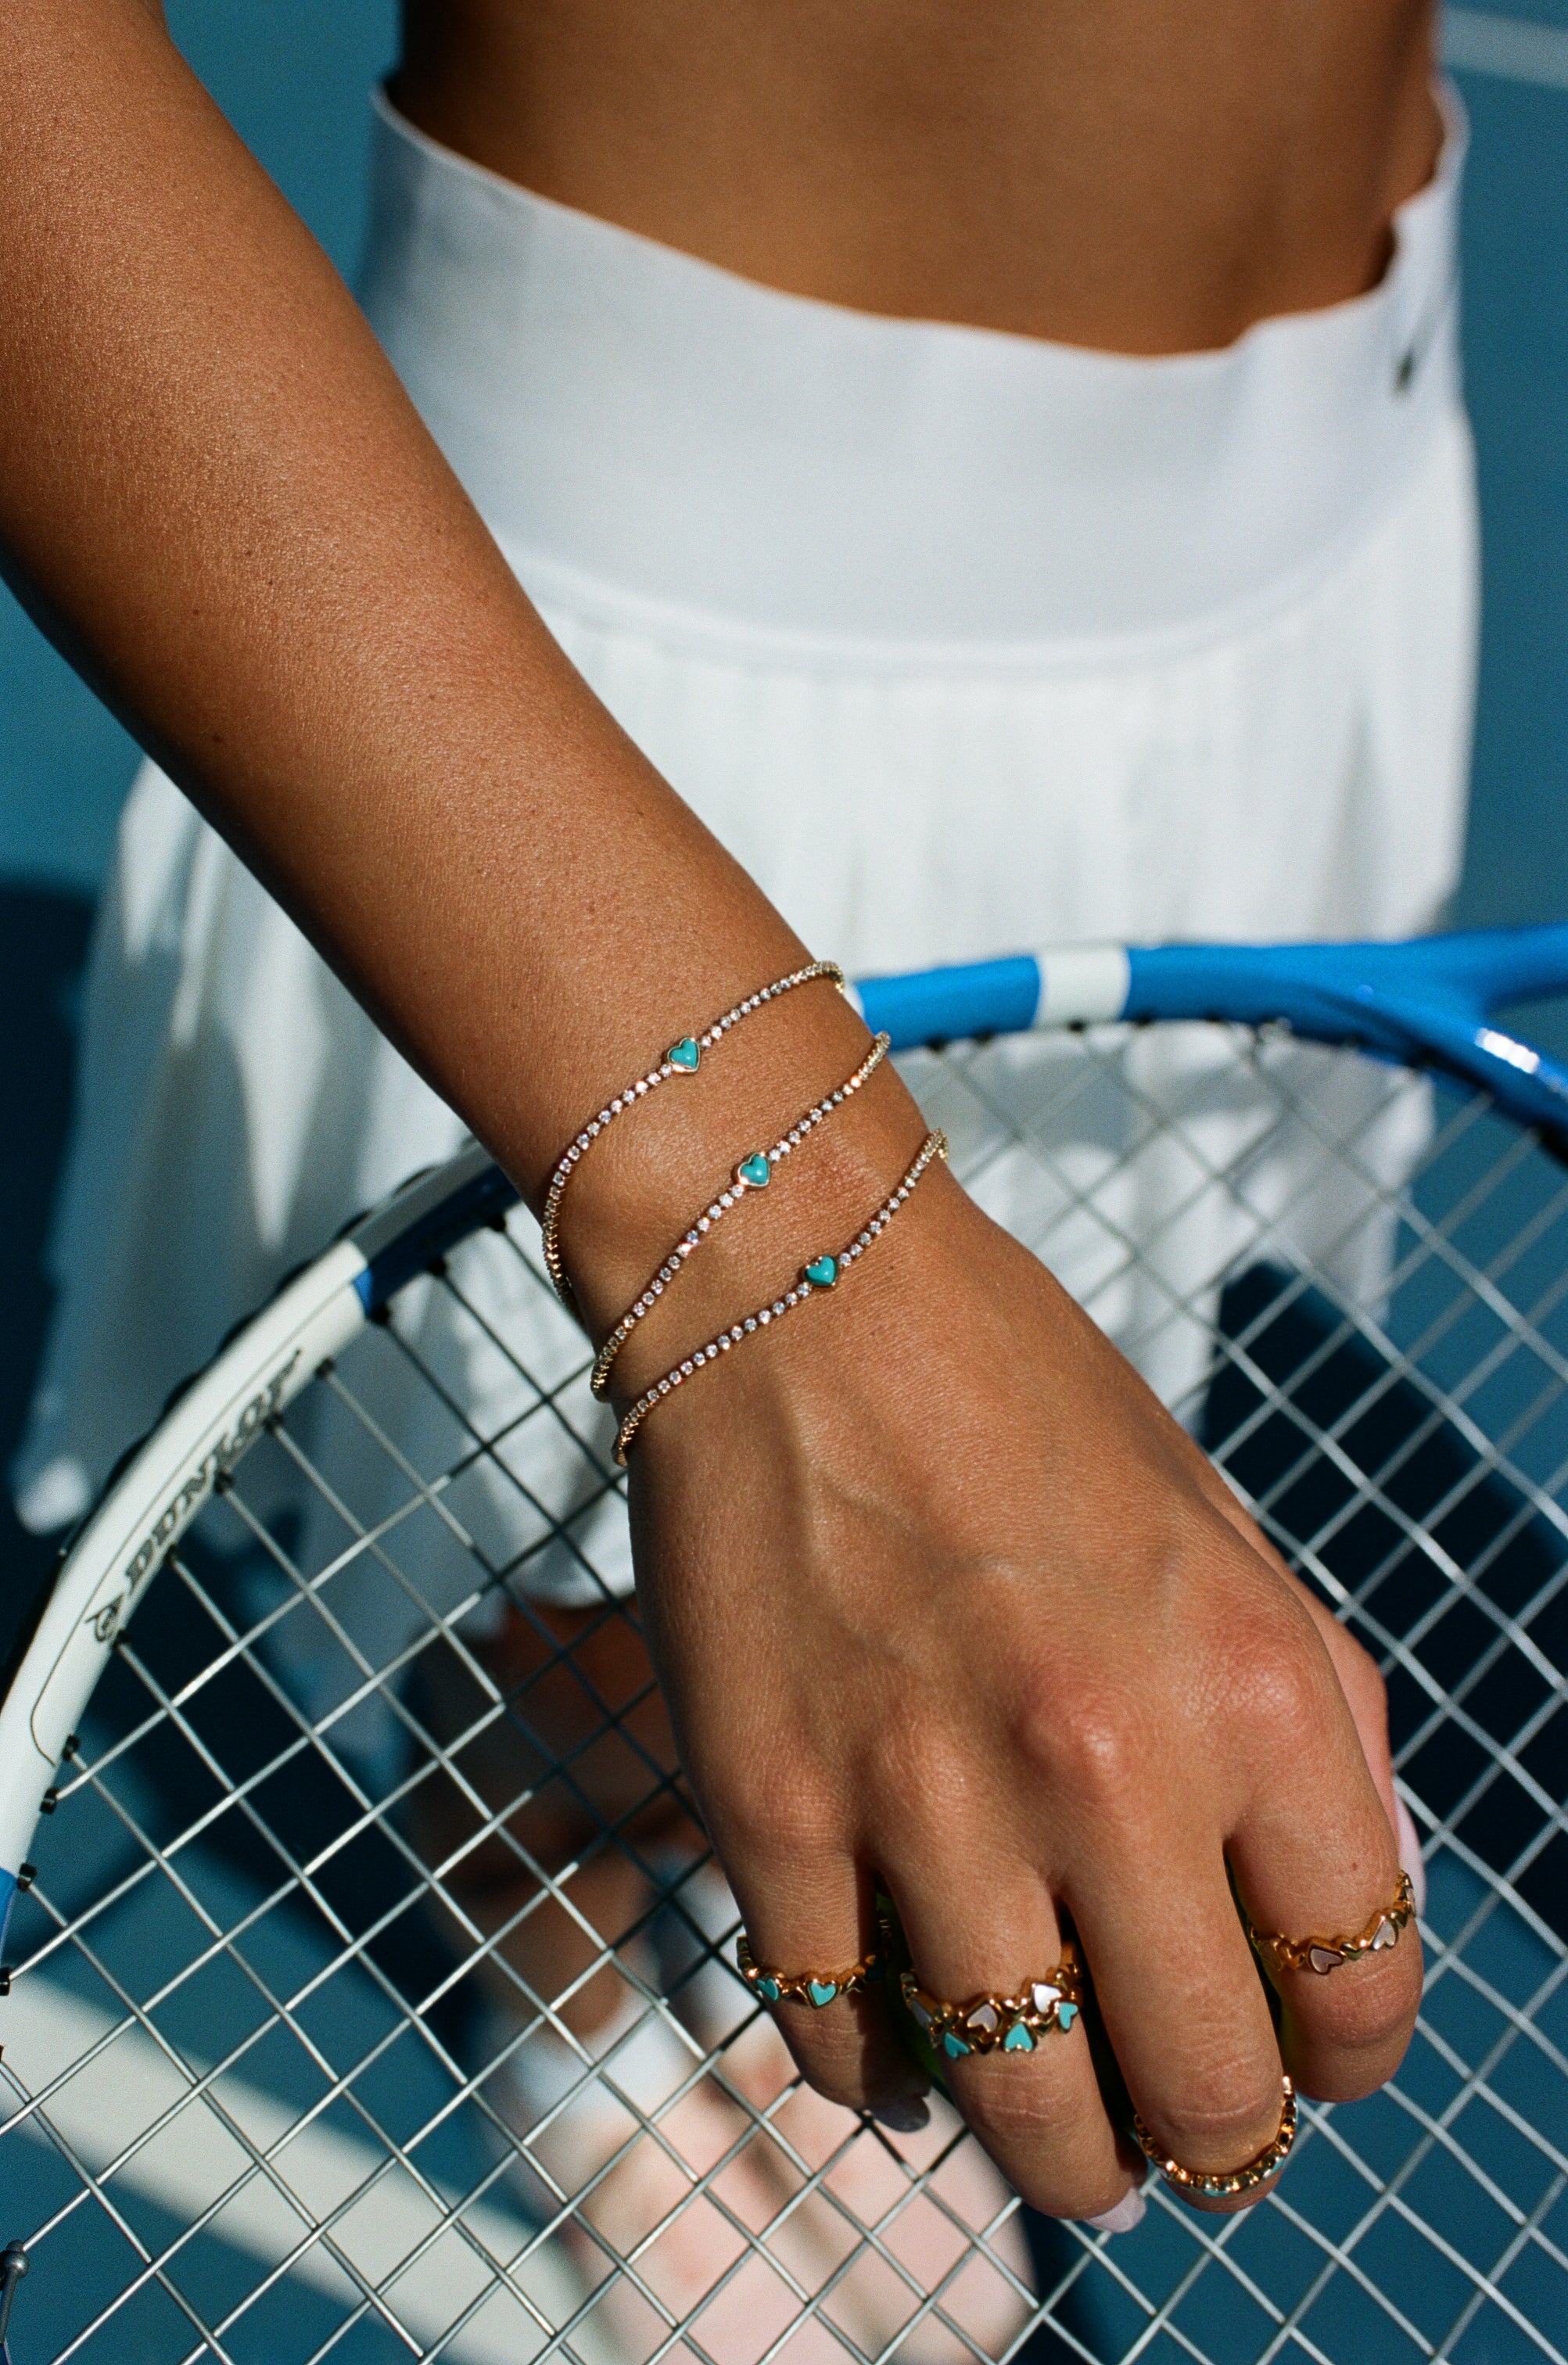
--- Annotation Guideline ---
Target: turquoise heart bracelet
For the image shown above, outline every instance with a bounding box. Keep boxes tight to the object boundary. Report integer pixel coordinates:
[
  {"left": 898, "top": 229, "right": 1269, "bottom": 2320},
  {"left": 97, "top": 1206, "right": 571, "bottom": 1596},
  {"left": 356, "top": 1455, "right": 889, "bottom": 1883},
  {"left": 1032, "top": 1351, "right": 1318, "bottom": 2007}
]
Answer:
[
  {"left": 590, "top": 1034, "right": 890, "bottom": 1397},
  {"left": 539, "top": 960, "right": 846, "bottom": 1308},
  {"left": 612, "top": 1129, "right": 948, "bottom": 1462},
  {"left": 737, "top": 1931, "right": 883, "bottom": 2010}
]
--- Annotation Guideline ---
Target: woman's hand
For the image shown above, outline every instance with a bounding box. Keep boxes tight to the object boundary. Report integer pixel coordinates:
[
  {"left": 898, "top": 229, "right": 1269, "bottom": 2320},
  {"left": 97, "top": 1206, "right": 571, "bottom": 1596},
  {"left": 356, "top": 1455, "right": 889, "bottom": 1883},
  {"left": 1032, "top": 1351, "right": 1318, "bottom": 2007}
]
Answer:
[{"left": 614, "top": 1129, "right": 1419, "bottom": 2223}]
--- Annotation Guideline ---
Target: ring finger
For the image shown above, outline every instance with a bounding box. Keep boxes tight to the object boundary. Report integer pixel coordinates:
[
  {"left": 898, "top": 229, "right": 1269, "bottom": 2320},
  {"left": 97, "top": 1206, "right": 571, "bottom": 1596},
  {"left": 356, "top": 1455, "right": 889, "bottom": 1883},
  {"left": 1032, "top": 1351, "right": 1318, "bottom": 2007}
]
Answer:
[{"left": 1070, "top": 1834, "right": 1290, "bottom": 2216}]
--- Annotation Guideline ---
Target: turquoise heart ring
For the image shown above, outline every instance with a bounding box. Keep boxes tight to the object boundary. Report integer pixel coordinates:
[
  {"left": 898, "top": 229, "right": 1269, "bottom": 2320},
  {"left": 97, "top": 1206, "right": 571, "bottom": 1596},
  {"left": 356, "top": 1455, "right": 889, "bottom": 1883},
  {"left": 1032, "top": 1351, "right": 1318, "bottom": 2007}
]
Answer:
[
  {"left": 897, "top": 1951, "right": 1085, "bottom": 2058},
  {"left": 737, "top": 1931, "right": 883, "bottom": 2010}
]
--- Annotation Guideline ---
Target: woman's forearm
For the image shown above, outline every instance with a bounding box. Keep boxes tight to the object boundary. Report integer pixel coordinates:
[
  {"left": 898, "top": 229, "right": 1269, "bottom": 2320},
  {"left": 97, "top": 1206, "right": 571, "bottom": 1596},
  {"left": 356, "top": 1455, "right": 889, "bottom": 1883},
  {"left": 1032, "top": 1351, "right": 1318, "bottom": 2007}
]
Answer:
[{"left": 0, "top": 0, "right": 817, "bottom": 1222}]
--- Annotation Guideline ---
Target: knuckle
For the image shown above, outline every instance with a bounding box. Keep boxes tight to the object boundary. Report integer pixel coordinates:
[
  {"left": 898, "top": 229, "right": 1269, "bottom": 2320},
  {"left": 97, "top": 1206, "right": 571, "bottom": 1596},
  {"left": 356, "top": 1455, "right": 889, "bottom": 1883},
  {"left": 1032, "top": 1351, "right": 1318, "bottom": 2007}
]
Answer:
[
  {"left": 1351, "top": 1952, "right": 1422, "bottom": 2037},
  {"left": 716, "top": 1774, "right": 840, "bottom": 1865},
  {"left": 955, "top": 2062, "right": 1092, "bottom": 2156},
  {"left": 772, "top": 2011, "right": 890, "bottom": 2111},
  {"left": 1019, "top": 1679, "right": 1149, "bottom": 1799},
  {"left": 1230, "top": 1617, "right": 1328, "bottom": 1738},
  {"left": 957, "top": 2080, "right": 1053, "bottom": 2155},
  {"left": 1304, "top": 1963, "right": 1420, "bottom": 2078},
  {"left": 1149, "top": 2062, "right": 1284, "bottom": 2165},
  {"left": 953, "top": 2074, "right": 1120, "bottom": 2220}
]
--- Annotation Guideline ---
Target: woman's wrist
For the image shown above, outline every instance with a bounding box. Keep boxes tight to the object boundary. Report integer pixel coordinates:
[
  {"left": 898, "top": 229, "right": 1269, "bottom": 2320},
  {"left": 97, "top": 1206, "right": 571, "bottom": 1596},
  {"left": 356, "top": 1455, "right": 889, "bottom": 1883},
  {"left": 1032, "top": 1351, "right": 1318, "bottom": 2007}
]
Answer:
[{"left": 552, "top": 977, "right": 931, "bottom": 1383}]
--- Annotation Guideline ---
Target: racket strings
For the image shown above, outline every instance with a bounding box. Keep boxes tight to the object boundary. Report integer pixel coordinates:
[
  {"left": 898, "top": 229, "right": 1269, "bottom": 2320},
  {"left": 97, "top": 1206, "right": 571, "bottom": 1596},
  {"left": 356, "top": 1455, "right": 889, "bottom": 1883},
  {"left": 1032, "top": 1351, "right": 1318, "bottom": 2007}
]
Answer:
[
  {"left": 917, "top": 1022, "right": 1424, "bottom": 1376},
  {"left": 201, "top": 1370, "right": 977, "bottom": 2364},
  {"left": 907, "top": 1034, "right": 1568, "bottom": 2352},
  {"left": 9, "top": 1782, "right": 465, "bottom": 2365},
  {"left": 3, "top": 1029, "right": 1566, "bottom": 2364}
]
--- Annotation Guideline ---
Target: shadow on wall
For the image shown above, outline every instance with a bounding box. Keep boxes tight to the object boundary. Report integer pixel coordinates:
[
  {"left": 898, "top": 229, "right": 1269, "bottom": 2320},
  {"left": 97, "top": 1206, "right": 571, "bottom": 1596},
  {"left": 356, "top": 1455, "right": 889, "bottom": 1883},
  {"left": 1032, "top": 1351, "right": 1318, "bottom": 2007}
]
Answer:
[{"left": 0, "top": 888, "right": 93, "bottom": 1662}]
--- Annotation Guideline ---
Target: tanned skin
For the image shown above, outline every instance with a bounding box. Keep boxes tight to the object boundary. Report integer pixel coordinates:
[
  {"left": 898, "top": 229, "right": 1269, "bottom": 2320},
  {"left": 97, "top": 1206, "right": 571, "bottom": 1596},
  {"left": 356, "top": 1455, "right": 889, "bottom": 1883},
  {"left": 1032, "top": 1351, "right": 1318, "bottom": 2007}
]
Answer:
[
  {"left": 396, "top": 0, "right": 1441, "bottom": 352},
  {"left": 0, "top": 0, "right": 1431, "bottom": 2223}
]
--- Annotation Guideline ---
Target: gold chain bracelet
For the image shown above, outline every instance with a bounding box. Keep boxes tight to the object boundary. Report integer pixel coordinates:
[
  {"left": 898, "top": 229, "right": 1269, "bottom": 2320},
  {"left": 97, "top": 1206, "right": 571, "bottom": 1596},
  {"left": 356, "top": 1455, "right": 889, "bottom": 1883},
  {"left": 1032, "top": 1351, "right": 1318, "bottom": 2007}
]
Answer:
[
  {"left": 1133, "top": 2077, "right": 1297, "bottom": 2201},
  {"left": 613, "top": 1130, "right": 947, "bottom": 1463},
  {"left": 591, "top": 1035, "right": 890, "bottom": 1398},
  {"left": 539, "top": 960, "right": 846, "bottom": 1311}
]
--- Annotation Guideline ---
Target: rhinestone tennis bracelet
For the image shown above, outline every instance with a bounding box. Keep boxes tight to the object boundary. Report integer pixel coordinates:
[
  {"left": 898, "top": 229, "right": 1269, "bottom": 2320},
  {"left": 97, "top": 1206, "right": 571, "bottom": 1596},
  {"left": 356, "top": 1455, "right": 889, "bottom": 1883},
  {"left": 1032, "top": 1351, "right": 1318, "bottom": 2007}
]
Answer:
[
  {"left": 591, "top": 1033, "right": 890, "bottom": 1398},
  {"left": 539, "top": 960, "right": 846, "bottom": 1310},
  {"left": 613, "top": 1129, "right": 948, "bottom": 1463}
]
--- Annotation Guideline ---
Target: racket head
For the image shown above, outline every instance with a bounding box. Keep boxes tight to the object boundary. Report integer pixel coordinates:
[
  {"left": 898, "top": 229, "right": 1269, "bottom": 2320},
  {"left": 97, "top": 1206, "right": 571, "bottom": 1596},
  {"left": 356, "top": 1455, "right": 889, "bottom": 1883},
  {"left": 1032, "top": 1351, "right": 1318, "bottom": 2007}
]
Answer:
[{"left": 2, "top": 980, "right": 1566, "bottom": 2364}]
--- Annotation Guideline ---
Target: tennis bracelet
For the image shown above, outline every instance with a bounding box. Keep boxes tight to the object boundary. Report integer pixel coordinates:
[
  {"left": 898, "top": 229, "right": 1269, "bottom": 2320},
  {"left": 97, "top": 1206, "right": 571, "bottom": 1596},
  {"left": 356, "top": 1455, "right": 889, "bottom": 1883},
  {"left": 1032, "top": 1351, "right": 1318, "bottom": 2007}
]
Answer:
[
  {"left": 540, "top": 961, "right": 846, "bottom": 1310},
  {"left": 591, "top": 1034, "right": 891, "bottom": 1398},
  {"left": 614, "top": 1130, "right": 948, "bottom": 1463}
]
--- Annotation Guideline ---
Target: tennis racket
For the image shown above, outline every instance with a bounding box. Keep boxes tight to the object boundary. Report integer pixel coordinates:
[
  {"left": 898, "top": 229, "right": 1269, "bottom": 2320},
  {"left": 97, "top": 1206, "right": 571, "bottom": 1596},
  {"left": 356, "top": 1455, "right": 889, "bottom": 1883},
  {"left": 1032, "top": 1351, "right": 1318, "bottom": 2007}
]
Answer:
[{"left": 2, "top": 923, "right": 1565, "bottom": 2365}]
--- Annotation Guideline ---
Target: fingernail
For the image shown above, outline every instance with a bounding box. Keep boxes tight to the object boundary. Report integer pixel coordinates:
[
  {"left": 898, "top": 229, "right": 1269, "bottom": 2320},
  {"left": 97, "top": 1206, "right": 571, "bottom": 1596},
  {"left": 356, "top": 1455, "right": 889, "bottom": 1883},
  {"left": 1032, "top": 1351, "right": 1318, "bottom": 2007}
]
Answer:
[
  {"left": 1394, "top": 1794, "right": 1428, "bottom": 1917},
  {"left": 1083, "top": 2187, "right": 1146, "bottom": 2235},
  {"left": 872, "top": 2099, "right": 931, "bottom": 2134}
]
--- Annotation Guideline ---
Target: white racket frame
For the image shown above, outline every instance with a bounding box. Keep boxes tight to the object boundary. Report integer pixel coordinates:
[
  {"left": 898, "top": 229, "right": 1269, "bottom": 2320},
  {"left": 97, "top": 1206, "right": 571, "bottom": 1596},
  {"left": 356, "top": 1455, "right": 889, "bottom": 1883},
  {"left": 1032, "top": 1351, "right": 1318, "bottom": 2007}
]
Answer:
[{"left": 0, "top": 1146, "right": 511, "bottom": 1922}]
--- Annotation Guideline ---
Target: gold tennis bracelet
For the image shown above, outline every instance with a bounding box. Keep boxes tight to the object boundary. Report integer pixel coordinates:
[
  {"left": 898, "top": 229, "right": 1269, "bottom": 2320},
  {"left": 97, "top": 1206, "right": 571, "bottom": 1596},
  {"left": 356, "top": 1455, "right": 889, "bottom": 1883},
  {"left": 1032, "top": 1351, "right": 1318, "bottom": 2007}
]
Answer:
[
  {"left": 591, "top": 1034, "right": 890, "bottom": 1398},
  {"left": 614, "top": 1130, "right": 947, "bottom": 1463},
  {"left": 539, "top": 962, "right": 846, "bottom": 1311}
]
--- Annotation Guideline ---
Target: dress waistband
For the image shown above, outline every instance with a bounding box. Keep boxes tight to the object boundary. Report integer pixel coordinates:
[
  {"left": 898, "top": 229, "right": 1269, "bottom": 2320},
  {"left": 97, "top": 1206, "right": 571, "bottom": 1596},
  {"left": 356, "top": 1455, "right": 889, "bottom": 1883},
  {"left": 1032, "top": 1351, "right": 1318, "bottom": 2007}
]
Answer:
[{"left": 360, "top": 87, "right": 1465, "bottom": 660}]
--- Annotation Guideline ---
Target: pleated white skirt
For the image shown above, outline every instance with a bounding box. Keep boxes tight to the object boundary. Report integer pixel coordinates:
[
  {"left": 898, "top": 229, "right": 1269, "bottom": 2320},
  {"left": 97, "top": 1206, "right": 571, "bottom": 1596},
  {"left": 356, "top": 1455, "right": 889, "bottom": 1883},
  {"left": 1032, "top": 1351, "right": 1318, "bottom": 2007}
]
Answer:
[{"left": 14, "top": 91, "right": 1480, "bottom": 1599}]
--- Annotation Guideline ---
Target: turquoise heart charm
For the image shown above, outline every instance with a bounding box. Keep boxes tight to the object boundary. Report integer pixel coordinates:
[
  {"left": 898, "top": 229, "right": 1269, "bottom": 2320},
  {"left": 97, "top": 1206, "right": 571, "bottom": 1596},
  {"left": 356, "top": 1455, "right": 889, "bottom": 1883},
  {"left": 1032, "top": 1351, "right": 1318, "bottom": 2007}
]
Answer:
[
  {"left": 942, "top": 2031, "right": 972, "bottom": 2058},
  {"left": 757, "top": 1977, "right": 782, "bottom": 2003},
  {"left": 1003, "top": 2021, "right": 1036, "bottom": 2052},
  {"left": 667, "top": 1037, "right": 701, "bottom": 1071},
  {"left": 803, "top": 1255, "right": 839, "bottom": 1290},
  {"left": 737, "top": 1153, "right": 772, "bottom": 1189},
  {"left": 807, "top": 1979, "right": 838, "bottom": 2008},
  {"left": 1057, "top": 2001, "right": 1079, "bottom": 2031}
]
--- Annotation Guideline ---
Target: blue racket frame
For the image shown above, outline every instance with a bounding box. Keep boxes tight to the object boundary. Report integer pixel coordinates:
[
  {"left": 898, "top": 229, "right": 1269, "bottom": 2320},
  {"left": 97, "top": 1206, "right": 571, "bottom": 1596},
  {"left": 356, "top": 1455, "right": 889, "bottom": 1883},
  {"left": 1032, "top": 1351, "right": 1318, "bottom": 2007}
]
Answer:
[
  {"left": 854, "top": 923, "right": 1568, "bottom": 1147},
  {"left": 5, "top": 923, "right": 1566, "bottom": 1951},
  {"left": 363, "top": 925, "right": 1568, "bottom": 1305}
]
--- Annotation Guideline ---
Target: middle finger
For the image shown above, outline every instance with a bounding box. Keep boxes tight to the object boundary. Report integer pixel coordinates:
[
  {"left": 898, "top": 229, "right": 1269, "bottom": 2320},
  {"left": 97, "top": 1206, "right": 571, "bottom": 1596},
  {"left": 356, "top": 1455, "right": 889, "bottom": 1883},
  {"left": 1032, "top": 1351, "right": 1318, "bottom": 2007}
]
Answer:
[{"left": 884, "top": 1842, "right": 1140, "bottom": 2223}]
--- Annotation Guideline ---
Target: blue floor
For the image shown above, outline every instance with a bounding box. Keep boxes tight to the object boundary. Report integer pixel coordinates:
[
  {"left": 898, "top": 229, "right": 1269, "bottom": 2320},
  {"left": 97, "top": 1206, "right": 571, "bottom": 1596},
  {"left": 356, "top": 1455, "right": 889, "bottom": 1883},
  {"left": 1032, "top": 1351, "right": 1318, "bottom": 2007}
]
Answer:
[{"left": 2, "top": 9, "right": 1568, "bottom": 2362}]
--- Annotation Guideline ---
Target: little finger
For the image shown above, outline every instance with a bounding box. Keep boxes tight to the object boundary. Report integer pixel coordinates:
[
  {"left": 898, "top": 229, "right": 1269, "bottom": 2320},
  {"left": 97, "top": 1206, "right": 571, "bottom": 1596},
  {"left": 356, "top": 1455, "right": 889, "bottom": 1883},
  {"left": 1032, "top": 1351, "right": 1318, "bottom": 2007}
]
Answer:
[{"left": 1071, "top": 1843, "right": 1289, "bottom": 2216}]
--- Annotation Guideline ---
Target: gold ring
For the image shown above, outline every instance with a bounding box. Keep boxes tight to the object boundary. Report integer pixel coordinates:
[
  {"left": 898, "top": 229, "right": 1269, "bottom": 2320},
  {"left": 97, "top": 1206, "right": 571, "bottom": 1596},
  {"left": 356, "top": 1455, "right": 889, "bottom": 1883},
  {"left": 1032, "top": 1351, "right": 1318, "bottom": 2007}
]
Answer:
[
  {"left": 1249, "top": 1869, "right": 1416, "bottom": 1977},
  {"left": 1134, "top": 2076, "right": 1297, "bottom": 2199},
  {"left": 737, "top": 1932, "right": 881, "bottom": 2008},
  {"left": 898, "top": 1950, "right": 1084, "bottom": 2060}
]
